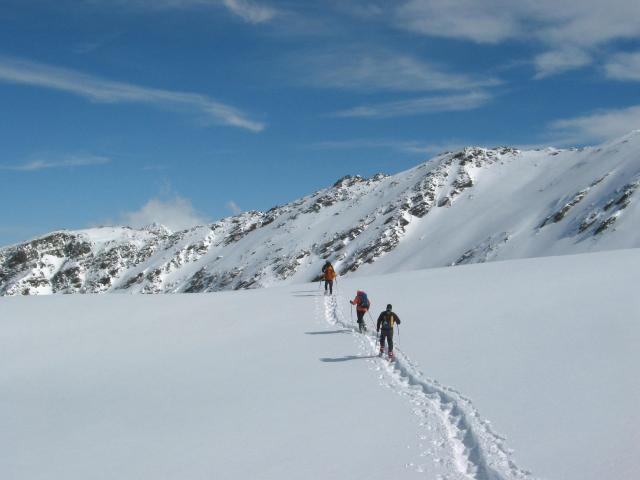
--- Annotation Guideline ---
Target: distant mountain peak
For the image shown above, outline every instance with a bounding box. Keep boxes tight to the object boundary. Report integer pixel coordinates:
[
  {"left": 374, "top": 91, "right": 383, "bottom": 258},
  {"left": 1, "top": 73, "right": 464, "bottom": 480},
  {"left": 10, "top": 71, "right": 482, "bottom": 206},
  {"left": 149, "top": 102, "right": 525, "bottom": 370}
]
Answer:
[{"left": 2, "top": 131, "right": 640, "bottom": 296}]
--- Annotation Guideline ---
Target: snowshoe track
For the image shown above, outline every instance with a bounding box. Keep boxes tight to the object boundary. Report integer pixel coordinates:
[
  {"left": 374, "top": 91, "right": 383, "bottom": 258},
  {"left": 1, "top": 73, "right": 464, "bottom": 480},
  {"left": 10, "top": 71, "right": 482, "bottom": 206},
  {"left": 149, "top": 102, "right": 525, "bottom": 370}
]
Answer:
[{"left": 321, "top": 294, "right": 533, "bottom": 480}]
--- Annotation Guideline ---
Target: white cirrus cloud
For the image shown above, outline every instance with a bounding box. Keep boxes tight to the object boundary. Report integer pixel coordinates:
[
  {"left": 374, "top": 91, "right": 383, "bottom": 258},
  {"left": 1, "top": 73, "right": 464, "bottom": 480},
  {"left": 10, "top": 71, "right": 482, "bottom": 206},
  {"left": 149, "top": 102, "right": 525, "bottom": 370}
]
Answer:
[
  {"left": 331, "top": 91, "right": 492, "bottom": 118},
  {"left": 395, "top": 0, "right": 519, "bottom": 44},
  {"left": 294, "top": 48, "right": 499, "bottom": 93},
  {"left": 389, "top": 0, "right": 640, "bottom": 77},
  {"left": 605, "top": 51, "right": 640, "bottom": 82},
  {"left": 394, "top": 0, "right": 640, "bottom": 47},
  {"left": 0, "top": 154, "right": 110, "bottom": 172},
  {"left": 221, "top": 0, "right": 277, "bottom": 23},
  {"left": 0, "top": 56, "right": 264, "bottom": 132},
  {"left": 314, "top": 138, "right": 464, "bottom": 156},
  {"left": 121, "top": 196, "right": 209, "bottom": 231},
  {"left": 533, "top": 48, "right": 592, "bottom": 78},
  {"left": 226, "top": 200, "right": 242, "bottom": 214},
  {"left": 91, "top": 0, "right": 277, "bottom": 23},
  {"left": 549, "top": 105, "right": 640, "bottom": 144}
]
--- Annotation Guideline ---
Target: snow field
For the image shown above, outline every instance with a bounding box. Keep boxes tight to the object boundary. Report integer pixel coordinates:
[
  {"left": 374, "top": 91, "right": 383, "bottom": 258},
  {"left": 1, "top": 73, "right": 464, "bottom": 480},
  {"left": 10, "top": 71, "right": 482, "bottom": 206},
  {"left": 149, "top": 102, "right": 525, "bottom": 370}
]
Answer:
[
  {"left": 1, "top": 288, "right": 432, "bottom": 479},
  {"left": 321, "top": 293, "right": 530, "bottom": 480},
  {"left": 335, "top": 249, "right": 640, "bottom": 480},
  {"left": 1, "top": 248, "right": 639, "bottom": 479}
]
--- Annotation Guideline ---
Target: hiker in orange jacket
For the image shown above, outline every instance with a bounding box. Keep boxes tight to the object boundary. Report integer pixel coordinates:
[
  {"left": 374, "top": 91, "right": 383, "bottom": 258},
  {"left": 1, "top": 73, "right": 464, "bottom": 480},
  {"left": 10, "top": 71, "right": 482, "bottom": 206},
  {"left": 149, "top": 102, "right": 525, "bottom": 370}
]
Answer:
[
  {"left": 350, "top": 290, "right": 370, "bottom": 333},
  {"left": 322, "top": 261, "right": 336, "bottom": 295}
]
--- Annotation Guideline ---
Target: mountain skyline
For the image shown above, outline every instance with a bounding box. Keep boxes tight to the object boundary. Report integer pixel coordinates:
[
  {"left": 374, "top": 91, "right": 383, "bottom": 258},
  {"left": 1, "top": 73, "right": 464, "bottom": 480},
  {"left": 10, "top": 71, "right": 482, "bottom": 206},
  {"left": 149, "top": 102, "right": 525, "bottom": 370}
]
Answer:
[
  {"left": 3, "top": 130, "right": 640, "bottom": 296},
  {"left": 2, "top": 1, "right": 640, "bottom": 246}
]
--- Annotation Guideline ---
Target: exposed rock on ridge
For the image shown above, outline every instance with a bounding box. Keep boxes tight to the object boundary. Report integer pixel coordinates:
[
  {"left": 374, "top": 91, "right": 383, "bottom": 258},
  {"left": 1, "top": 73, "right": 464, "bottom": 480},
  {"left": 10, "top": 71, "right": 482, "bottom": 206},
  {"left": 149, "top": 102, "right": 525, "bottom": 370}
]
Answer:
[{"left": 2, "top": 132, "right": 640, "bottom": 296}]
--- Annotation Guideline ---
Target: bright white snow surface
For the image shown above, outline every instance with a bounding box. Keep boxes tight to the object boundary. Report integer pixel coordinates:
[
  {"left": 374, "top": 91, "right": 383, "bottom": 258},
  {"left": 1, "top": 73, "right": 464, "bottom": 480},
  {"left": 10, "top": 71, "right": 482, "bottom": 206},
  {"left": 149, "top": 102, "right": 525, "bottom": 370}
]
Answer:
[{"left": 1, "top": 249, "right": 639, "bottom": 480}]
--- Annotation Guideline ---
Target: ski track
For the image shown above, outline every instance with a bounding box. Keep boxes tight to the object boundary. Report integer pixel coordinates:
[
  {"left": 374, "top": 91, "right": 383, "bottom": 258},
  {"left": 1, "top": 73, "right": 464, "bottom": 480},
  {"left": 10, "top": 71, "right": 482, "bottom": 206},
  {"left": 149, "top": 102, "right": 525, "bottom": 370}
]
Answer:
[{"left": 317, "top": 292, "right": 534, "bottom": 480}]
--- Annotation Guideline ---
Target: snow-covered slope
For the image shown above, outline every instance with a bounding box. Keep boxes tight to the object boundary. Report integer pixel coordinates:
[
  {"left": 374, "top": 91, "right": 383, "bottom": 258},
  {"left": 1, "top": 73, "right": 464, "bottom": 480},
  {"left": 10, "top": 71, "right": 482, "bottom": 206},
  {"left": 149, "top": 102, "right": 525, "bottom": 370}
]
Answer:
[
  {"left": 2, "top": 249, "right": 638, "bottom": 479},
  {"left": 3, "top": 131, "right": 640, "bottom": 295}
]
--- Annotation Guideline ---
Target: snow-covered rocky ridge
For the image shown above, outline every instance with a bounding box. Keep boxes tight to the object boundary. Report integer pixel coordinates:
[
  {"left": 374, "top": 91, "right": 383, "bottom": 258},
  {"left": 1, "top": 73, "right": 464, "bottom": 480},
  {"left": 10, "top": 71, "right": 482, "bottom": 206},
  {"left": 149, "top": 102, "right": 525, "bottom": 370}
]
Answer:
[{"left": 2, "top": 131, "right": 640, "bottom": 295}]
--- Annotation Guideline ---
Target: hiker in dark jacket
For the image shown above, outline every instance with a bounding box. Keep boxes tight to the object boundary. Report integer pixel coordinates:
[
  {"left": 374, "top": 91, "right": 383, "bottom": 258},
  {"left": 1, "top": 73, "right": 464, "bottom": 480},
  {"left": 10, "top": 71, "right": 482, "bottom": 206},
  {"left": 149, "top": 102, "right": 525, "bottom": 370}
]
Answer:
[{"left": 377, "top": 304, "right": 401, "bottom": 359}]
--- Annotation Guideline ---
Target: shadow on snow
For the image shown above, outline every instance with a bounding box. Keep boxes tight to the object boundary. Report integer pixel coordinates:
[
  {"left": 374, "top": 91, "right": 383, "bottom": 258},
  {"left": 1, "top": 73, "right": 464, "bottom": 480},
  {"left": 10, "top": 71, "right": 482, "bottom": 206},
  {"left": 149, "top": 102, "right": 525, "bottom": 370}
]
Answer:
[
  {"left": 320, "top": 355, "right": 378, "bottom": 363},
  {"left": 305, "top": 329, "right": 351, "bottom": 335}
]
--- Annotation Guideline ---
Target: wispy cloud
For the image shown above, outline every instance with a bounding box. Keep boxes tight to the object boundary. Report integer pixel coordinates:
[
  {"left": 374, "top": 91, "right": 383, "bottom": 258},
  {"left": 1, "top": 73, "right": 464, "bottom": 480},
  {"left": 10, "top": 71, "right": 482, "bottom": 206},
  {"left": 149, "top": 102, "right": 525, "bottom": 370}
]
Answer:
[
  {"left": 605, "top": 51, "right": 640, "bottom": 81},
  {"left": 0, "top": 56, "right": 264, "bottom": 131},
  {"left": 548, "top": 105, "right": 640, "bottom": 144},
  {"left": 226, "top": 200, "right": 242, "bottom": 214},
  {"left": 386, "top": 0, "right": 640, "bottom": 77},
  {"left": 395, "top": 0, "right": 518, "bottom": 44},
  {"left": 141, "top": 165, "right": 169, "bottom": 171},
  {"left": 533, "top": 48, "right": 592, "bottom": 78},
  {"left": 221, "top": 0, "right": 277, "bottom": 23},
  {"left": 393, "top": 0, "right": 640, "bottom": 47},
  {"left": 121, "top": 195, "right": 209, "bottom": 231},
  {"left": 294, "top": 48, "right": 499, "bottom": 92},
  {"left": 0, "top": 154, "right": 110, "bottom": 171},
  {"left": 331, "top": 91, "right": 492, "bottom": 118},
  {"left": 72, "top": 32, "right": 123, "bottom": 55},
  {"left": 314, "top": 138, "right": 463, "bottom": 156},
  {"left": 92, "top": 0, "right": 277, "bottom": 24}
]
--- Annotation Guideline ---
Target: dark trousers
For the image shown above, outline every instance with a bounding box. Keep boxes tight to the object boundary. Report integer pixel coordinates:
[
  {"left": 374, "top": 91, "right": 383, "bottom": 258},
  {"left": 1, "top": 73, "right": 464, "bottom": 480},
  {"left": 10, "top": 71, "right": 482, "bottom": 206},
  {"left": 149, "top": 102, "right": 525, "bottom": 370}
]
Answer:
[
  {"left": 324, "top": 279, "right": 333, "bottom": 294},
  {"left": 380, "top": 329, "right": 394, "bottom": 352},
  {"left": 356, "top": 310, "right": 366, "bottom": 331}
]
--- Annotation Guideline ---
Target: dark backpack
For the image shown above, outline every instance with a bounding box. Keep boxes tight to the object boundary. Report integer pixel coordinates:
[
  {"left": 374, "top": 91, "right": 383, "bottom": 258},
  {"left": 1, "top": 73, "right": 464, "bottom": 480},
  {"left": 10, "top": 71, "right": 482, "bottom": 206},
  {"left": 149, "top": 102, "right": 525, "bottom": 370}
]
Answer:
[
  {"left": 381, "top": 311, "right": 394, "bottom": 329},
  {"left": 359, "top": 292, "right": 370, "bottom": 309}
]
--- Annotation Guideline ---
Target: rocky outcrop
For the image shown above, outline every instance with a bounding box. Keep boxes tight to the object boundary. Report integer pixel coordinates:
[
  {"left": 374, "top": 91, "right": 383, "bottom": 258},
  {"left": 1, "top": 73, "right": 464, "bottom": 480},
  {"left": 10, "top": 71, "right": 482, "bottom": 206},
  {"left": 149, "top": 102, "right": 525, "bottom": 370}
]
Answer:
[
  {"left": 578, "top": 180, "right": 639, "bottom": 235},
  {"left": 2, "top": 136, "right": 640, "bottom": 296}
]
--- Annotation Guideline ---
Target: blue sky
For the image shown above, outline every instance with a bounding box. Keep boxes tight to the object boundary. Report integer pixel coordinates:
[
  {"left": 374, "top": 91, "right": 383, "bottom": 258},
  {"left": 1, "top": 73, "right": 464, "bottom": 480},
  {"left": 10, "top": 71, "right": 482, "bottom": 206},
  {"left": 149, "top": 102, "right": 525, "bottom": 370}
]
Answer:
[{"left": 1, "top": 0, "right": 639, "bottom": 246}]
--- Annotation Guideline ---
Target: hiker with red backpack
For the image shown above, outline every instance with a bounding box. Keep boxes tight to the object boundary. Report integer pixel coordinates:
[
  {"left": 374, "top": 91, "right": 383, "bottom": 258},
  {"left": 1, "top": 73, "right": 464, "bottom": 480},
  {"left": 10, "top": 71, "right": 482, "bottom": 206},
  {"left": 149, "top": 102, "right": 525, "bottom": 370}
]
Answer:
[
  {"left": 350, "top": 290, "right": 370, "bottom": 333},
  {"left": 377, "top": 304, "right": 401, "bottom": 360},
  {"left": 321, "top": 261, "right": 337, "bottom": 295}
]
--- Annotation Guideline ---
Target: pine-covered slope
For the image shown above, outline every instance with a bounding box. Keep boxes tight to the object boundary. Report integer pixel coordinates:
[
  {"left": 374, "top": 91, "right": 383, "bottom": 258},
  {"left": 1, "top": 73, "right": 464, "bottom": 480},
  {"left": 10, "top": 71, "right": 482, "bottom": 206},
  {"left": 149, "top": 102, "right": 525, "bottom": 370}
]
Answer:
[{"left": 2, "top": 131, "right": 640, "bottom": 295}]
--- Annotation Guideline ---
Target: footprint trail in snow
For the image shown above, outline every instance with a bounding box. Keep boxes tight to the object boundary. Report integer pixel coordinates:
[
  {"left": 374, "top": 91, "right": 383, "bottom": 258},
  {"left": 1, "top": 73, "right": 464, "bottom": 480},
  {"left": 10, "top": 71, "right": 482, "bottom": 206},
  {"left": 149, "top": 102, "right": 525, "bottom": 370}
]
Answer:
[{"left": 319, "top": 293, "right": 534, "bottom": 480}]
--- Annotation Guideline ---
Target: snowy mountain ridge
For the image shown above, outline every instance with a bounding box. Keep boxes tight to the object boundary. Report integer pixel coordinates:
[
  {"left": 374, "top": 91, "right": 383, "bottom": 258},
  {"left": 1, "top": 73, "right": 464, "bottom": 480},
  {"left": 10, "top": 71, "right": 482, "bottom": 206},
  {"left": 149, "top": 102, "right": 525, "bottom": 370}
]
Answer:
[{"left": 2, "top": 130, "right": 640, "bottom": 296}]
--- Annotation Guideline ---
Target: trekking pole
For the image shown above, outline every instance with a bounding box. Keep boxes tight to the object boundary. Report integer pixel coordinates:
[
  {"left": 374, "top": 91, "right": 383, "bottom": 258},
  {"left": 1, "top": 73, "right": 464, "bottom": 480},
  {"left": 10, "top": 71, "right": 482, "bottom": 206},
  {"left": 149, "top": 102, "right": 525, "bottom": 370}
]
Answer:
[
  {"left": 350, "top": 304, "right": 353, "bottom": 321},
  {"left": 367, "top": 311, "right": 376, "bottom": 343}
]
